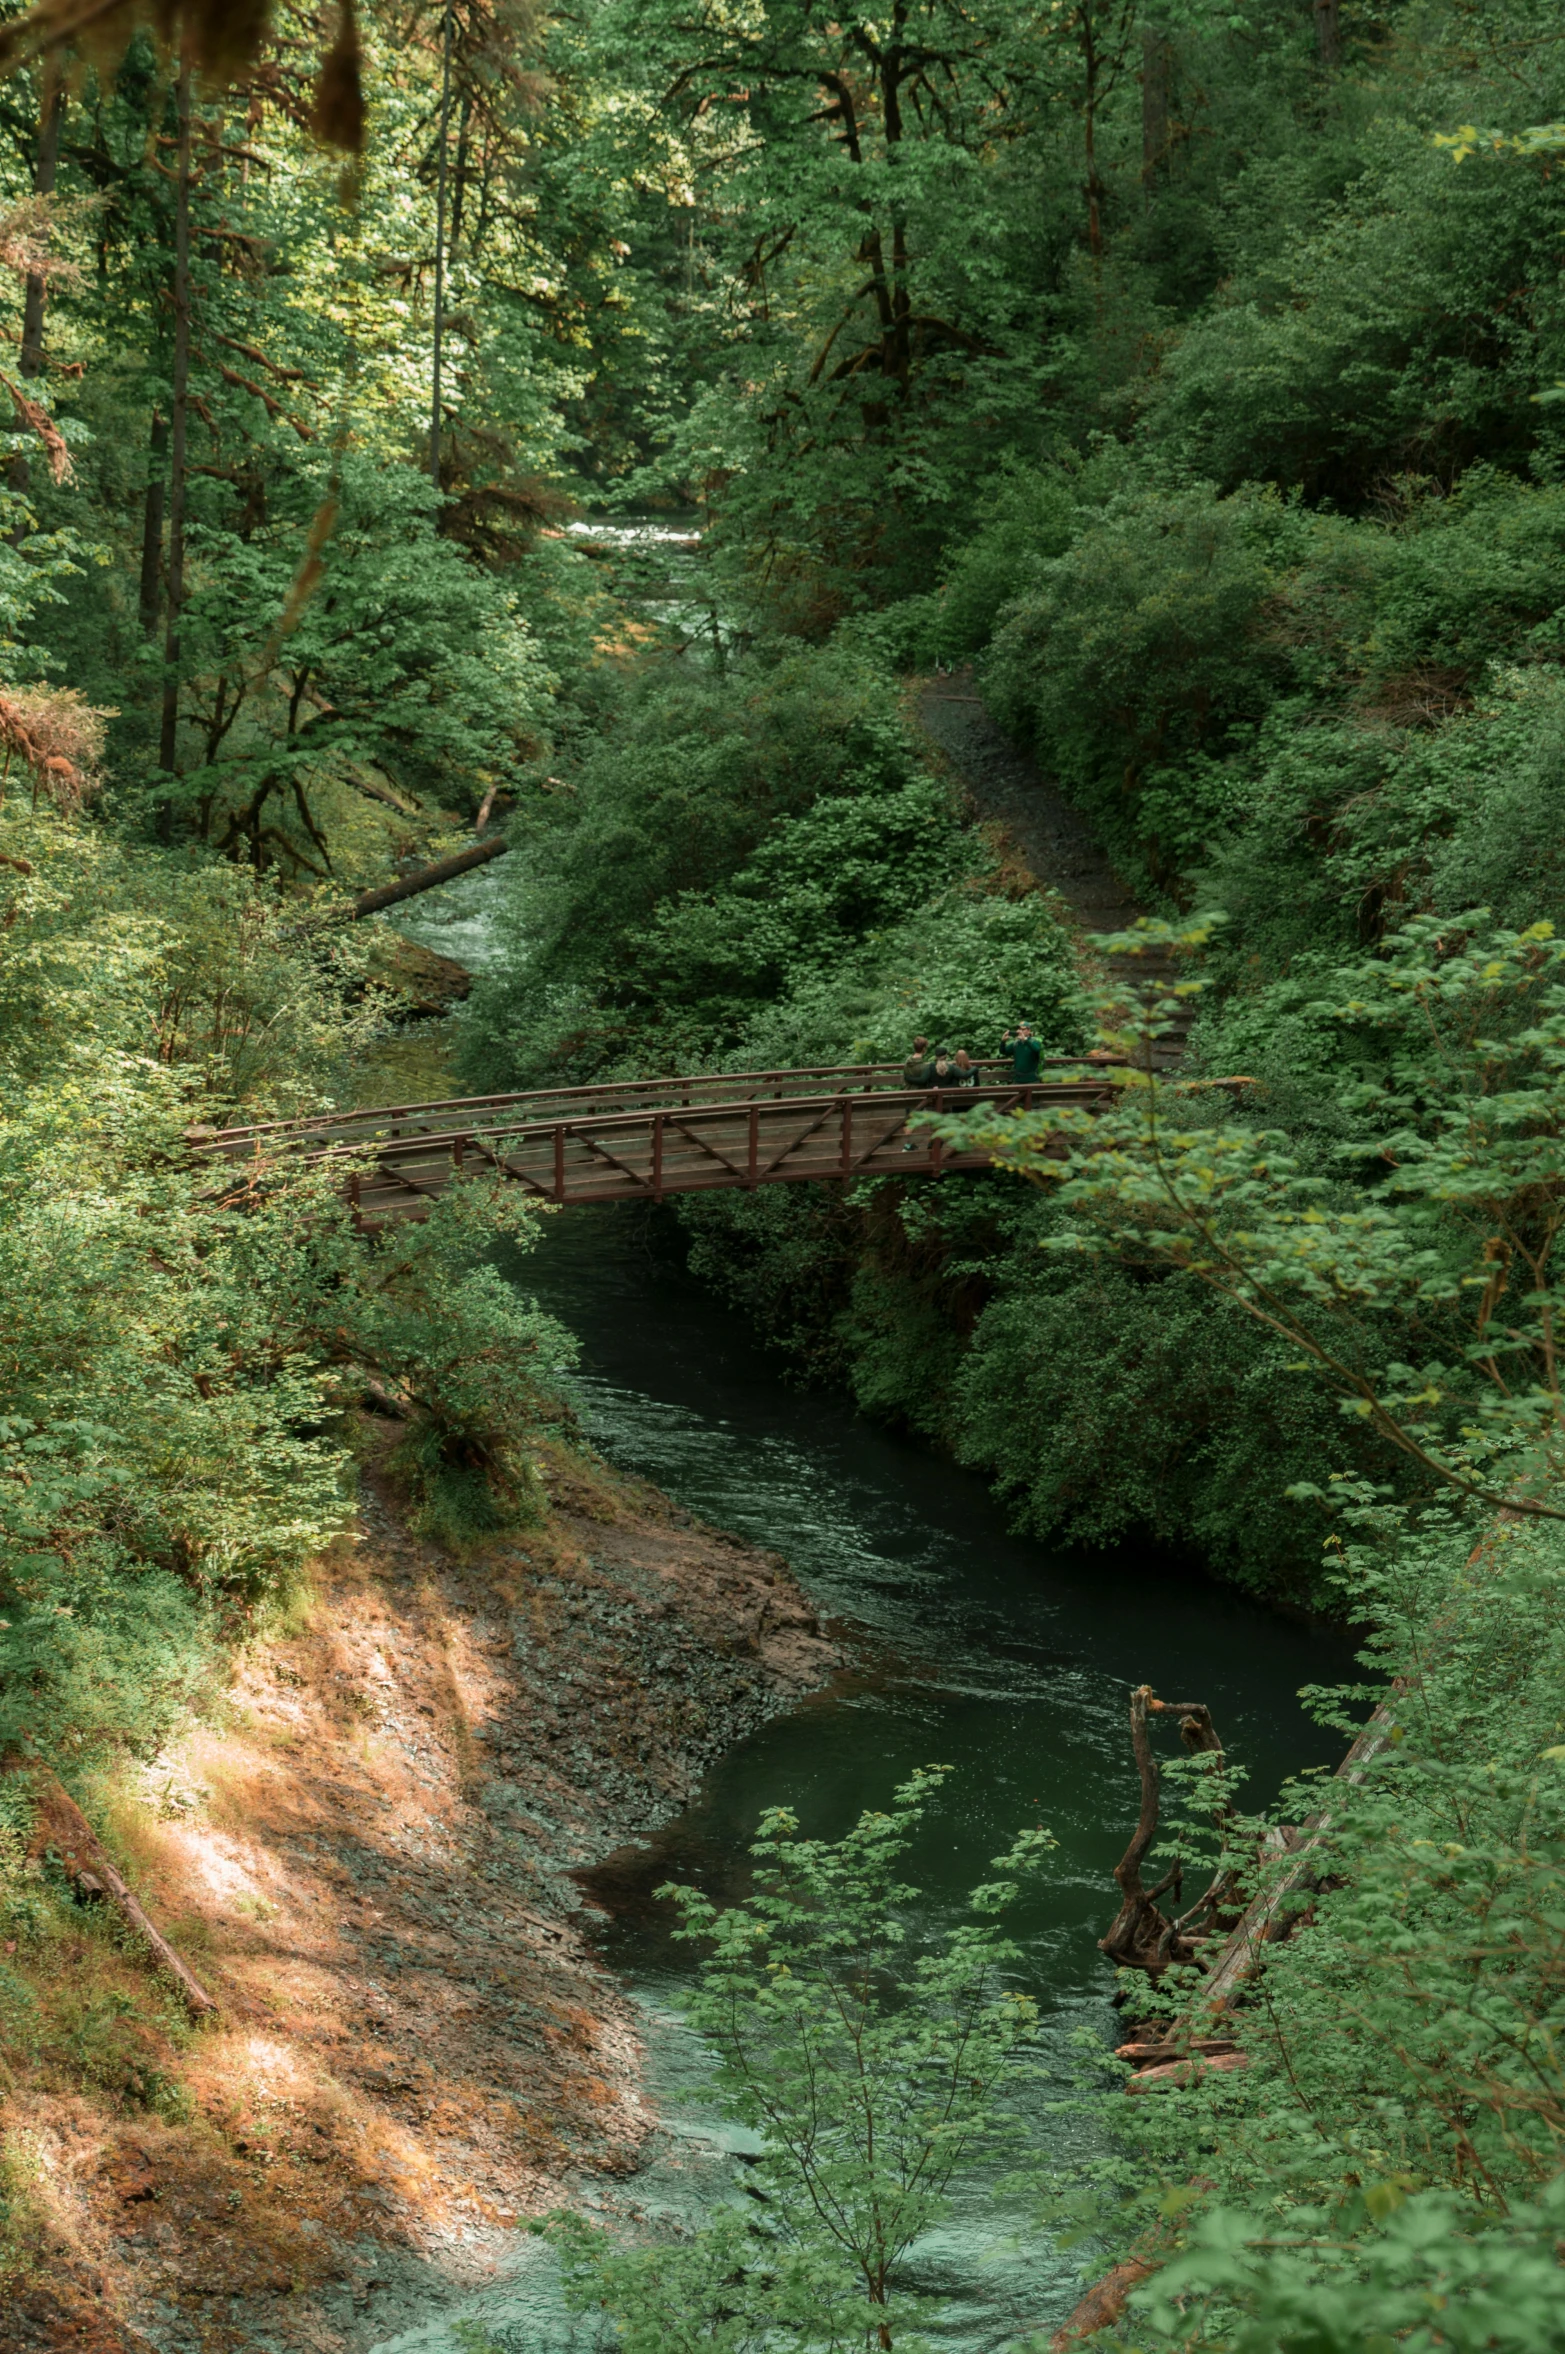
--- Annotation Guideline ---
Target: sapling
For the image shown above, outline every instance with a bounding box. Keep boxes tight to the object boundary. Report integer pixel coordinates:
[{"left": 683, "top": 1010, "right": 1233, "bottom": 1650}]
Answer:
[{"left": 548, "top": 1766, "right": 1052, "bottom": 2351}]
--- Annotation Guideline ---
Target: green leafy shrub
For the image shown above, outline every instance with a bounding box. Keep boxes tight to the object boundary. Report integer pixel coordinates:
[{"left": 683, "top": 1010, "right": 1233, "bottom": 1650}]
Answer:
[
  {"left": 461, "top": 643, "right": 921, "bottom": 1083},
  {"left": 547, "top": 1769, "right": 1052, "bottom": 2351},
  {"left": 952, "top": 1253, "right": 1378, "bottom": 1593},
  {"left": 1138, "top": 131, "right": 1565, "bottom": 504},
  {"left": 1064, "top": 1497, "right": 1565, "bottom": 2350},
  {"left": 0, "top": 798, "right": 574, "bottom": 1772},
  {"left": 982, "top": 480, "right": 1305, "bottom": 892}
]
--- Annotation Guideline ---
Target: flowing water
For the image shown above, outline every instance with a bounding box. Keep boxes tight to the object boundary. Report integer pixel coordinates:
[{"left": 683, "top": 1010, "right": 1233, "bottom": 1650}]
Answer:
[
  {"left": 392, "top": 512, "right": 715, "bottom": 982},
  {"left": 378, "top": 531, "right": 1354, "bottom": 2343},
  {"left": 373, "top": 1205, "right": 1356, "bottom": 2354}
]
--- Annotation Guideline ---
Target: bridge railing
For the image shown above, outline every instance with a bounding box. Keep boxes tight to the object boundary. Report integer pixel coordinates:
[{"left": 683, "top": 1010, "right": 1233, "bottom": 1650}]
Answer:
[
  {"left": 186, "top": 1074, "right": 1123, "bottom": 1222},
  {"left": 186, "top": 1056, "right": 1121, "bottom": 1163}
]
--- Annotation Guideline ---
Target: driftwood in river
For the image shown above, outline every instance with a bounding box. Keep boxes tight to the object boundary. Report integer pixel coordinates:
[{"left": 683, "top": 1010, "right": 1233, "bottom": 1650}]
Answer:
[{"left": 1098, "top": 1683, "right": 1235, "bottom": 1975}]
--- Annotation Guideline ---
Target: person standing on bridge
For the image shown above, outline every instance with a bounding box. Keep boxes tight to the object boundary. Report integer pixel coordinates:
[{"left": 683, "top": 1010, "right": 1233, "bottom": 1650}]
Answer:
[
  {"left": 1002, "top": 1023, "right": 1043, "bottom": 1082},
  {"left": 931, "top": 1046, "right": 958, "bottom": 1090},
  {"left": 951, "top": 1048, "right": 980, "bottom": 1087},
  {"left": 902, "top": 1036, "right": 935, "bottom": 1087}
]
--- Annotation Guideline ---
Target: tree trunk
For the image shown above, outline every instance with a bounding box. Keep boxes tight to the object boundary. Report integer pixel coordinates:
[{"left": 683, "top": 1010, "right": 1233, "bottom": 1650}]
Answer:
[
  {"left": 1081, "top": 13, "right": 1105, "bottom": 260},
  {"left": 8, "top": 60, "right": 64, "bottom": 506},
  {"left": 350, "top": 832, "right": 508, "bottom": 918},
  {"left": 1141, "top": 26, "right": 1171, "bottom": 191},
  {"left": 429, "top": 0, "right": 454, "bottom": 488},
  {"left": 1314, "top": 0, "right": 1341, "bottom": 67},
  {"left": 450, "top": 89, "right": 472, "bottom": 247},
  {"left": 1099, "top": 1687, "right": 1228, "bottom": 1973},
  {"left": 157, "top": 44, "right": 194, "bottom": 830},
  {"left": 138, "top": 409, "right": 168, "bottom": 637}
]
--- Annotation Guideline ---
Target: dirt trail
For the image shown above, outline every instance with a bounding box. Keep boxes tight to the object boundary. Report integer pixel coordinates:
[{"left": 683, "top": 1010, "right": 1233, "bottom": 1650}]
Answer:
[
  {"left": 918, "top": 671, "right": 1142, "bottom": 938},
  {"left": 1, "top": 1432, "right": 838, "bottom": 2354},
  {"left": 918, "top": 672, "right": 1192, "bottom": 1066}
]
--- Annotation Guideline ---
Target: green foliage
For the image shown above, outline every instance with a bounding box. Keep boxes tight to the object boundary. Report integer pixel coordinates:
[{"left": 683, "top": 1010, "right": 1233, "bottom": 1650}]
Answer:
[
  {"left": 0, "top": 794, "right": 574, "bottom": 1774},
  {"left": 952, "top": 912, "right": 1565, "bottom": 1519},
  {"left": 627, "top": 766, "right": 967, "bottom": 1035},
  {"left": 952, "top": 1252, "right": 1382, "bottom": 1590},
  {"left": 1137, "top": 129, "right": 1565, "bottom": 505},
  {"left": 547, "top": 1769, "right": 1052, "bottom": 2350},
  {"left": 733, "top": 890, "right": 1090, "bottom": 1073},
  {"left": 582, "top": 0, "right": 1067, "bottom": 605},
  {"left": 1050, "top": 1494, "right": 1565, "bottom": 2351},
  {"left": 5, "top": 0, "right": 1565, "bottom": 2313},
  {"left": 984, "top": 479, "right": 1298, "bottom": 889},
  {"left": 158, "top": 458, "right": 554, "bottom": 872},
  {"left": 1132, "top": 2181, "right": 1565, "bottom": 2354},
  {"left": 460, "top": 626, "right": 1090, "bottom": 1089}
]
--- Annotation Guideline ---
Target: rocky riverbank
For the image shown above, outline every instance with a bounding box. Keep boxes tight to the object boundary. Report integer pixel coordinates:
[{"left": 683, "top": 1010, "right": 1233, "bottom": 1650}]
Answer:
[{"left": 1, "top": 1425, "right": 839, "bottom": 2354}]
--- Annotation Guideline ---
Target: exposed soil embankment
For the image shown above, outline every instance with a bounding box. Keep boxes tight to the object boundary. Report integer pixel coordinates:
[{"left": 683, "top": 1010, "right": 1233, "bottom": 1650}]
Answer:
[{"left": 1, "top": 1429, "right": 838, "bottom": 2354}]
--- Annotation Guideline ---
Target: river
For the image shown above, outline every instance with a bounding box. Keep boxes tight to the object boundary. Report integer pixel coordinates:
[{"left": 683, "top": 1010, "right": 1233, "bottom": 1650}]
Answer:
[
  {"left": 373, "top": 1199, "right": 1354, "bottom": 2354},
  {"left": 380, "top": 519, "right": 1353, "bottom": 2346}
]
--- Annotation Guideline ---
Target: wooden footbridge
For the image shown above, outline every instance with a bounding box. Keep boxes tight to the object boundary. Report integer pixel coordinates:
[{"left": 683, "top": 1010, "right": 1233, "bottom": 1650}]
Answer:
[{"left": 189, "top": 1060, "right": 1120, "bottom": 1226}]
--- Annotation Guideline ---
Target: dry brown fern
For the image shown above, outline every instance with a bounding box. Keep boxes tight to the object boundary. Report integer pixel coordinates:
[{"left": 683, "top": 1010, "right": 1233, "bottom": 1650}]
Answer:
[{"left": 0, "top": 683, "right": 116, "bottom": 807}]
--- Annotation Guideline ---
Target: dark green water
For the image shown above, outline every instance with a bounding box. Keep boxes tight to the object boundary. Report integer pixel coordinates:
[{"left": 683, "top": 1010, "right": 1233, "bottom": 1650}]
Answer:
[{"left": 376, "top": 1202, "right": 1355, "bottom": 2353}]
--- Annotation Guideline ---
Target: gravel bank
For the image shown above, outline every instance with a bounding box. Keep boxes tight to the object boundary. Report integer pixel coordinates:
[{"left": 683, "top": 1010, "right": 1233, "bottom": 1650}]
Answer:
[{"left": 1, "top": 1429, "right": 840, "bottom": 2354}]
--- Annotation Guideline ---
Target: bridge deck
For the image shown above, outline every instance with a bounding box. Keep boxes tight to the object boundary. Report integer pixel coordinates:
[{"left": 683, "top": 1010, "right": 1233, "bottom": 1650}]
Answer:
[{"left": 190, "top": 1061, "right": 1117, "bottom": 1223}]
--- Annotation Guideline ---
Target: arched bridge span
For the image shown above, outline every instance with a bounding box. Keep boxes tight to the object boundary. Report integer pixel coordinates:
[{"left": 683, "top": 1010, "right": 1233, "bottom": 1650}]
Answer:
[{"left": 189, "top": 1060, "right": 1118, "bottom": 1226}]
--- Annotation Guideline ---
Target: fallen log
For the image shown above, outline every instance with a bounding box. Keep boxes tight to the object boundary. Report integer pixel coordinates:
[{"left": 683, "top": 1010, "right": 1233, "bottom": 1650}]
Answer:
[
  {"left": 1191, "top": 1699, "right": 1395, "bottom": 2023},
  {"left": 1049, "top": 2257, "right": 1157, "bottom": 2353},
  {"left": 6, "top": 1756, "right": 218, "bottom": 2015},
  {"left": 1115, "top": 2035, "right": 1238, "bottom": 2063},
  {"left": 350, "top": 833, "right": 509, "bottom": 919},
  {"left": 1126, "top": 2050, "right": 1248, "bottom": 2094}
]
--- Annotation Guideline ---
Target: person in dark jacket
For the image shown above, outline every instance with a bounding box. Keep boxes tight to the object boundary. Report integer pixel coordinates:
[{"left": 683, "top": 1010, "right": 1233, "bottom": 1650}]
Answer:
[
  {"left": 902, "top": 1035, "right": 935, "bottom": 1086},
  {"left": 951, "top": 1048, "right": 980, "bottom": 1086},
  {"left": 931, "top": 1046, "right": 957, "bottom": 1088},
  {"left": 1001, "top": 1023, "right": 1043, "bottom": 1081}
]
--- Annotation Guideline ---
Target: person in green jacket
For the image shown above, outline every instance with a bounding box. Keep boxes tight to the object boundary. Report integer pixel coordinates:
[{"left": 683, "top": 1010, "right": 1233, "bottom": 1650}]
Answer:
[{"left": 1001, "top": 1023, "right": 1043, "bottom": 1081}]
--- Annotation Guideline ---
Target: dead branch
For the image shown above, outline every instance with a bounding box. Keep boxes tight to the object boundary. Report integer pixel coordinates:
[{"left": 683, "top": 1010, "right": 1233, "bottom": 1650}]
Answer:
[
  {"left": 214, "top": 358, "right": 314, "bottom": 439},
  {"left": 0, "top": 192, "right": 91, "bottom": 288},
  {"left": 1099, "top": 1687, "right": 1231, "bottom": 1974},
  {"left": 0, "top": 684, "right": 112, "bottom": 807},
  {"left": 344, "top": 760, "right": 421, "bottom": 818},
  {"left": 6, "top": 1755, "right": 218, "bottom": 2015},
  {"left": 0, "top": 366, "right": 68, "bottom": 479},
  {"left": 214, "top": 331, "right": 316, "bottom": 387}
]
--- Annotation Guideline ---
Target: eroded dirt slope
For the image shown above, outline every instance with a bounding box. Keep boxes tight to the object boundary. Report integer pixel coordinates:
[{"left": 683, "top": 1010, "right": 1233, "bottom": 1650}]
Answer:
[{"left": 1, "top": 1429, "right": 838, "bottom": 2354}]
